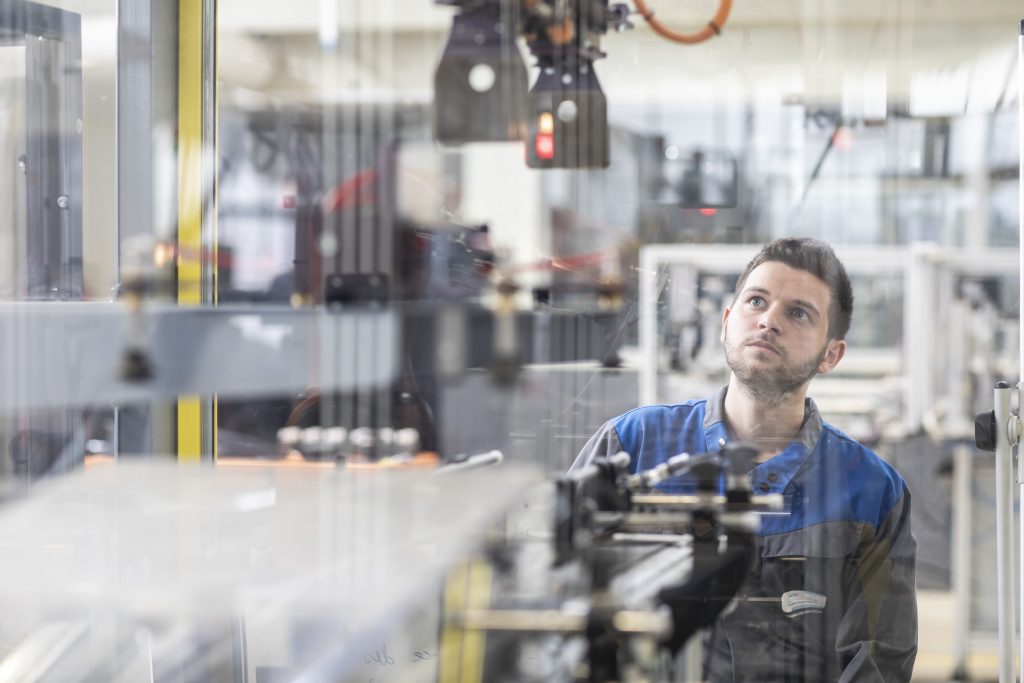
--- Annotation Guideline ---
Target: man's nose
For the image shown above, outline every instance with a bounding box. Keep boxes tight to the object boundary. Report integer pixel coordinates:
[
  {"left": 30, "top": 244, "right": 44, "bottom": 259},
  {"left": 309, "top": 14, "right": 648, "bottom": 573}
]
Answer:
[{"left": 758, "top": 306, "right": 782, "bottom": 333}]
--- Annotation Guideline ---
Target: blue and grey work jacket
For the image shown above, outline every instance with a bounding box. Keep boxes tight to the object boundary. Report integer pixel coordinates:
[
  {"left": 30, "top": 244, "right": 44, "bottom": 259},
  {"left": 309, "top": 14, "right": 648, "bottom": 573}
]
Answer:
[{"left": 572, "top": 386, "right": 917, "bottom": 682}]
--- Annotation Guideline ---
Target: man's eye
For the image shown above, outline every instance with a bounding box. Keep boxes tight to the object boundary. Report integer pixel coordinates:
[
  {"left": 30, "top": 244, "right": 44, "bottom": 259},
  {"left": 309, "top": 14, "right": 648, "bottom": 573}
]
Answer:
[
  {"left": 791, "top": 308, "right": 808, "bottom": 320},
  {"left": 748, "top": 296, "right": 764, "bottom": 306}
]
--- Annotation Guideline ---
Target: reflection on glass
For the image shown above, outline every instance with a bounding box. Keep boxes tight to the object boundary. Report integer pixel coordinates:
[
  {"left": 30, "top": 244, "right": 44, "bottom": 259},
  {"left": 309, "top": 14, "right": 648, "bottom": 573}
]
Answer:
[{"left": 0, "top": 45, "right": 26, "bottom": 299}]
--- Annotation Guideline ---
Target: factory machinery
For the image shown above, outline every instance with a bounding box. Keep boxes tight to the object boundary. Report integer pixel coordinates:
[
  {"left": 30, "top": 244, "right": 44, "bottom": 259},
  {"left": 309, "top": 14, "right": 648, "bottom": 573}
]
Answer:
[
  {"left": 0, "top": 439, "right": 780, "bottom": 682},
  {"left": 447, "top": 442, "right": 779, "bottom": 683}
]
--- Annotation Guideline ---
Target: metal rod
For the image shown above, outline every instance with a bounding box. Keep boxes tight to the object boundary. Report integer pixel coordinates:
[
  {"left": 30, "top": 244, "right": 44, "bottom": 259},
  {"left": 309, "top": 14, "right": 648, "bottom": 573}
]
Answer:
[
  {"left": 566, "top": 451, "right": 630, "bottom": 483},
  {"left": 454, "top": 608, "right": 587, "bottom": 633},
  {"left": 612, "top": 609, "right": 672, "bottom": 637},
  {"left": 1017, "top": 19, "right": 1024, "bottom": 682},
  {"left": 450, "top": 608, "right": 671, "bottom": 639},
  {"left": 631, "top": 493, "right": 724, "bottom": 506},
  {"left": 951, "top": 445, "right": 972, "bottom": 678},
  {"left": 593, "top": 511, "right": 693, "bottom": 530},
  {"left": 625, "top": 451, "right": 695, "bottom": 489},
  {"left": 631, "top": 492, "right": 784, "bottom": 509},
  {"left": 994, "top": 382, "right": 1016, "bottom": 683},
  {"left": 625, "top": 451, "right": 729, "bottom": 490},
  {"left": 434, "top": 449, "right": 504, "bottom": 474},
  {"left": 610, "top": 532, "right": 689, "bottom": 544},
  {"left": 1019, "top": 19, "right": 1024, "bottom": 390},
  {"left": 638, "top": 247, "right": 657, "bottom": 406}
]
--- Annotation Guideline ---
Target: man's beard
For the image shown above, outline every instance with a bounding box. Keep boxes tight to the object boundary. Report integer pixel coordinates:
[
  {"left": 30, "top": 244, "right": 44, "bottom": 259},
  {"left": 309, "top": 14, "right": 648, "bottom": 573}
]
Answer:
[{"left": 723, "top": 330, "right": 827, "bottom": 407}]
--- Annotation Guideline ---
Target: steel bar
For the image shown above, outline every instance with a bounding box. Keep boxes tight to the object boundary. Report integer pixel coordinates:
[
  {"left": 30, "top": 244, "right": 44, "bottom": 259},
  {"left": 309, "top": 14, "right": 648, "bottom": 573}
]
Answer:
[
  {"left": 1017, "top": 18, "right": 1024, "bottom": 683},
  {"left": 451, "top": 608, "right": 671, "bottom": 639},
  {"left": 994, "top": 382, "right": 1016, "bottom": 683},
  {"left": 0, "top": 303, "right": 399, "bottom": 411}
]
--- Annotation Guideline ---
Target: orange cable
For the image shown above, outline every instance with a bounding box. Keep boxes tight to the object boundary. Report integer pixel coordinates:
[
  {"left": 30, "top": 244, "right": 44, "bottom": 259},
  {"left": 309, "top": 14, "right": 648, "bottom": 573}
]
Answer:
[{"left": 633, "top": 0, "right": 732, "bottom": 45}]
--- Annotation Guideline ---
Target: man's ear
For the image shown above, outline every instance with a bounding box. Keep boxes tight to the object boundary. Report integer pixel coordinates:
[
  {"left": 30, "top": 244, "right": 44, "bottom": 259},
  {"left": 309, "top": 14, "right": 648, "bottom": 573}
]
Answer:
[
  {"left": 817, "top": 338, "right": 846, "bottom": 375},
  {"left": 720, "top": 306, "right": 731, "bottom": 343}
]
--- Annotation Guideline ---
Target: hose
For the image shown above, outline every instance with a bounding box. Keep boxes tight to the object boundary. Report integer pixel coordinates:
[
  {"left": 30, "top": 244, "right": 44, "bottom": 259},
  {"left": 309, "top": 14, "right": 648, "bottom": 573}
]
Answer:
[{"left": 633, "top": 0, "right": 732, "bottom": 45}]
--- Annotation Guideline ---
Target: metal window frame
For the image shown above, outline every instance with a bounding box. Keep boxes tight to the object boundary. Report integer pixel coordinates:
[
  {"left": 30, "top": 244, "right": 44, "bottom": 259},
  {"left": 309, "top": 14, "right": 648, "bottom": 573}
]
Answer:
[{"left": 0, "top": 0, "right": 83, "bottom": 300}]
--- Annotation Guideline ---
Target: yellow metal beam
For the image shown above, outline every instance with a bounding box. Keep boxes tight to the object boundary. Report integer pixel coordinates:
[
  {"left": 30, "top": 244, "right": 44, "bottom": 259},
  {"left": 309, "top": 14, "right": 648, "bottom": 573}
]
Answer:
[
  {"left": 177, "top": 0, "right": 208, "bottom": 462},
  {"left": 439, "top": 560, "right": 492, "bottom": 683},
  {"left": 177, "top": 0, "right": 202, "bottom": 307}
]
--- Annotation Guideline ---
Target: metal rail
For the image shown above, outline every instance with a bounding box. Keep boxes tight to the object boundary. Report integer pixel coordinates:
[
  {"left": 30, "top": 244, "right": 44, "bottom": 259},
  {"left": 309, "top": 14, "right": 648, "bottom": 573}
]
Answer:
[
  {"left": 994, "top": 382, "right": 1016, "bottom": 682},
  {"left": 0, "top": 303, "right": 399, "bottom": 410},
  {"left": 1017, "top": 18, "right": 1024, "bottom": 683}
]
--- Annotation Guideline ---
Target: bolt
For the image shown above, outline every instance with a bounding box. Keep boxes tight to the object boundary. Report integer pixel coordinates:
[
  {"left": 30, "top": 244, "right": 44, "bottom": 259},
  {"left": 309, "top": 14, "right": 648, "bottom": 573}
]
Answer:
[{"left": 57, "top": 195, "right": 69, "bottom": 209}]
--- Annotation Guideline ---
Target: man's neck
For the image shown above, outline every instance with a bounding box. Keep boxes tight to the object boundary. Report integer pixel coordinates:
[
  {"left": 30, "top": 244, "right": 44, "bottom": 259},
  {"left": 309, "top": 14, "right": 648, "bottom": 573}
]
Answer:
[{"left": 723, "top": 376, "right": 808, "bottom": 460}]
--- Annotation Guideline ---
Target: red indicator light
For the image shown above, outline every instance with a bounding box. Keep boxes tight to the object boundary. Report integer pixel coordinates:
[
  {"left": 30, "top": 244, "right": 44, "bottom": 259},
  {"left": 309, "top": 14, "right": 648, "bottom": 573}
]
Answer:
[
  {"left": 535, "top": 133, "right": 555, "bottom": 160},
  {"left": 698, "top": 208, "right": 717, "bottom": 217}
]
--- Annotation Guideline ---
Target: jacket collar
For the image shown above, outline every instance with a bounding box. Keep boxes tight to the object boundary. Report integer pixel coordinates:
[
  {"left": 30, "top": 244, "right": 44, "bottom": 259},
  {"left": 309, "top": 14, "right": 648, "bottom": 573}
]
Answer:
[{"left": 702, "top": 385, "right": 821, "bottom": 491}]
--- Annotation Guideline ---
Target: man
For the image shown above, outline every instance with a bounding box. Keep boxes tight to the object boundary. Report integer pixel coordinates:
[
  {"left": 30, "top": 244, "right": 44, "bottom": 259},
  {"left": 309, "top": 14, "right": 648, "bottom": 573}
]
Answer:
[{"left": 572, "top": 238, "right": 917, "bottom": 681}]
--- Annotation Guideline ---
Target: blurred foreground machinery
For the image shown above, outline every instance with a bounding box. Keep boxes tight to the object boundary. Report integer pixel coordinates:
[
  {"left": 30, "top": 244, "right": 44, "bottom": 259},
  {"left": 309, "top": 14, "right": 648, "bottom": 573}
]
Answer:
[{"left": 0, "top": 441, "right": 774, "bottom": 682}]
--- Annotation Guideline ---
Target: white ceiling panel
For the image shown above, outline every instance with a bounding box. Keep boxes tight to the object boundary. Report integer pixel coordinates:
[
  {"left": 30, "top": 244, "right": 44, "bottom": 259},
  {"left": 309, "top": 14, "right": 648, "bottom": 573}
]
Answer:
[
  {"left": 215, "top": 0, "right": 1024, "bottom": 108},
  {"left": 219, "top": 0, "right": 451, "bottom": 34}
]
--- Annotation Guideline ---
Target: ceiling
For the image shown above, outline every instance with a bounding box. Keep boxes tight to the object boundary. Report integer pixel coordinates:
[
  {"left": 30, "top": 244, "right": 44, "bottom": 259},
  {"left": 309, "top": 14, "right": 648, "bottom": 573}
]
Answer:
[
  {"left": 212, "top": 0, "right": 1024, "bottom": 110},
  {"left": 217, "top": 0, "right": 1024, "bottom": 36}
]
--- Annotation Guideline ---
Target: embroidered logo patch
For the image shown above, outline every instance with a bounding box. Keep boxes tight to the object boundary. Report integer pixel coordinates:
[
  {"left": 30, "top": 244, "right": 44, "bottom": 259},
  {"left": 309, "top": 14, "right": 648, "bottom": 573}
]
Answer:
[{"left": 781, "top": 590, "right": 827, "bottom": 617}]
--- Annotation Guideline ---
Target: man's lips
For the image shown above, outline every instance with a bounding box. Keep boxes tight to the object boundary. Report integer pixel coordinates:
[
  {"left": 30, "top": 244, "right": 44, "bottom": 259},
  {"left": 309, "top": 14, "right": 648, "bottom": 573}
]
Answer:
[{"left": 746, "top": 339, "right": 781, "bottom": 355}]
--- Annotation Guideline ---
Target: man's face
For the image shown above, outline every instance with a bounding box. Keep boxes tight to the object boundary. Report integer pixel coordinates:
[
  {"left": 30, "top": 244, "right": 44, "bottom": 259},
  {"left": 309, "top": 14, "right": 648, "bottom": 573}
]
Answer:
[{"left": 721, "top": 261, "right": 846, "bottom": 400}]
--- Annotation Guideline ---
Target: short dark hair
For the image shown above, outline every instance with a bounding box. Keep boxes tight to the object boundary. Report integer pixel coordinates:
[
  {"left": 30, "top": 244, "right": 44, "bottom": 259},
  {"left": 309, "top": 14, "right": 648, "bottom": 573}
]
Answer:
[{"left": 733, "top": 238, "right": 853, "bottom": 340}]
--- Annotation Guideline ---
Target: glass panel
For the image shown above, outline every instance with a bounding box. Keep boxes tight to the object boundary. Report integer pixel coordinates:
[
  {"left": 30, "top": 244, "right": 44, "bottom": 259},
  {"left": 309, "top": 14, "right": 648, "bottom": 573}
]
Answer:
[
  {"left": 0, "top": 45, "right": 27, "bottom": 299},
  {"left": 206, "top": 2, "right": 1024, "bottom": 676},
  {"left": 0, "top": 0, "right": 1020, "bottom": 679},
  {"left": 0, "top": 1, "right": 117, "bottom": 488}
]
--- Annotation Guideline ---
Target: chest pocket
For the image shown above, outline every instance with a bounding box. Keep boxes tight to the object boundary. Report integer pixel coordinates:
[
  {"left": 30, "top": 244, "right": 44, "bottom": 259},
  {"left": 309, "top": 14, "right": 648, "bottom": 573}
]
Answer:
[
  {"left": 757, "top": 522, "right": 861, "bottom": 613},
  {"left": 715, "top": 524, "right": 863, "bottom": 682}
]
